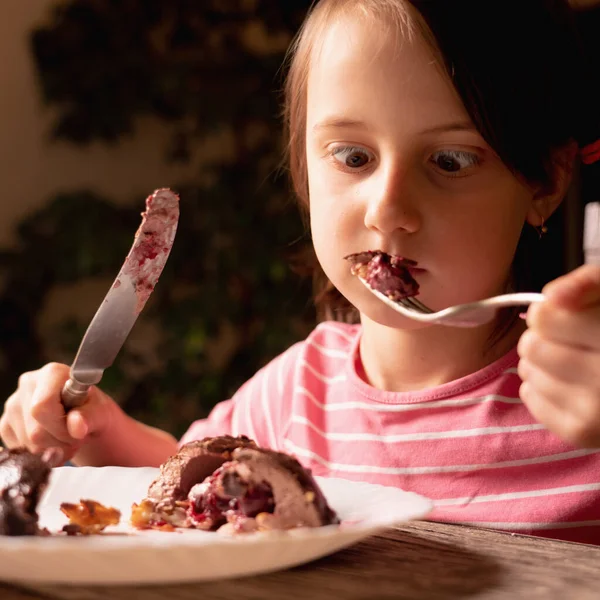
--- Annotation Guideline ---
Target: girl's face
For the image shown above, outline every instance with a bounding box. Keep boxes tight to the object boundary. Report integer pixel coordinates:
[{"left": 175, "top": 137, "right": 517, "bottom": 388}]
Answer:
[{"left": 305, "top": 17, "right": 540, "bottom": 328}]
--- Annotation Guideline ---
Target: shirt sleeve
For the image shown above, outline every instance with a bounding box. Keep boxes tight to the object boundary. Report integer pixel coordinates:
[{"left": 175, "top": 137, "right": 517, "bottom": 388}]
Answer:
[{"left": 178, "top": 341, "right": 303, "bottom": 450}]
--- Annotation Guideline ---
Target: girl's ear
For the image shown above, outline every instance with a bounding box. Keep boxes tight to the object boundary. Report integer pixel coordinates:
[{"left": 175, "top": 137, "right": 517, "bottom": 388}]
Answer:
[{"left": 526, "top": 140, "right": 579, "bottom": 228}]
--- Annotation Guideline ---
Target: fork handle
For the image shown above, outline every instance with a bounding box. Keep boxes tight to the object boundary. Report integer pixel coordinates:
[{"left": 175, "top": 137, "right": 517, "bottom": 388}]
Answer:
[{"left": 584, "top": 202, "right": 599, "bottom": 265}]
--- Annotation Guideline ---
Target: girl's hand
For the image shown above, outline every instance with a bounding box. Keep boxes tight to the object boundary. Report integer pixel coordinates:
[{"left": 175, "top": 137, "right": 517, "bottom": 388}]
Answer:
[
  {"left": 0, "top": 362, "right": 118, "bottom": 462},
  {"left": 518, "top": 265, "right": 600, "bottom": 447}
]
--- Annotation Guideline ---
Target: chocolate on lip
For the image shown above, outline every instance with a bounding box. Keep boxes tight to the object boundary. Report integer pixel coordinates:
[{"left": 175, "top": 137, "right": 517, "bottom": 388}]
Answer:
[{"left": 345, "top": 250, "right": 420, "bottom": 301}]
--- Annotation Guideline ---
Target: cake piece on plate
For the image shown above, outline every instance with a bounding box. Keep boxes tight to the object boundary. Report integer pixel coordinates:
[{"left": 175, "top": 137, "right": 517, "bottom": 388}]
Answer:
[
  {"left": 187, "top": 447, "right": 339, "bottom": 533},
  {"left": 131, "top": 436, "right": 339, "bottom": 533},
  {"left": 131, "top": 435, "right": 257, "bottom": 528},
  {"left": 0, "top": 447, "right": 60, "bottom": 536}
]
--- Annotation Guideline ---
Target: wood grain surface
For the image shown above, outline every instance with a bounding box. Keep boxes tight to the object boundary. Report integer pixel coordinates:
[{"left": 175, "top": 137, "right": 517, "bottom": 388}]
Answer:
[{"left": 2, "top": 521, "right": 600, "bottom": 600}]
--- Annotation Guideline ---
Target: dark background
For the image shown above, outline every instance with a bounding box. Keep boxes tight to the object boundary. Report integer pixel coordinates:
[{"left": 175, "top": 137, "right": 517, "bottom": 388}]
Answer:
[{"left": 0, "top": 1, "right": 598, "bottom": 440}]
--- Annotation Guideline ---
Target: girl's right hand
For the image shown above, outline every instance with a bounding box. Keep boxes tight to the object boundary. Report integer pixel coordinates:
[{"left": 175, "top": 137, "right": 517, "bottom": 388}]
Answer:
[{"left": 0, "top": 363, "right": 118, "bottom": 462}]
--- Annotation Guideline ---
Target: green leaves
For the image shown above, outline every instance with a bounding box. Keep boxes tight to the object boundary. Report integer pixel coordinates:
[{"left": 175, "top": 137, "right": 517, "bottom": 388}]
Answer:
[
  {"left": 30, "top": 0, "right": 310, "bottom": 158},
  {"left": 0, "top": 1, "right": 316, "bottom": 436}
]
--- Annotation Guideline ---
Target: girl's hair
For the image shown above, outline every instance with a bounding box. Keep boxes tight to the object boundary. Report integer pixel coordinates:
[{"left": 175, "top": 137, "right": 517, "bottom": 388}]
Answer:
[{"left": 284, "top": 0, "right": 595, "bottom": 323}]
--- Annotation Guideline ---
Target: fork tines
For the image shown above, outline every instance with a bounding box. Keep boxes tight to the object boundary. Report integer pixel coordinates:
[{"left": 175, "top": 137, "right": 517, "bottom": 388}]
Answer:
[{"left": 398, "top": 296, "right": 434, "bottom": 314}]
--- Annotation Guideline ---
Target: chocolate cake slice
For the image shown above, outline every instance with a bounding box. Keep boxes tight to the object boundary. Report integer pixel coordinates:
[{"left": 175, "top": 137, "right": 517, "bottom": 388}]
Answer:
[
  {"left": 187, "top": 447, "right": 339, "bottom": 533},
  {"left": 0, "top": 447, "right": 60, "bottom": 536},
  {"left": 345, "top": 250, "right": 419, "bottom": 300},
  {"left": 132, "top": 437, "right": 339, "bottom": 533},
  {"left": 132, "top": 435, "right": 257, "bottom": 528}
]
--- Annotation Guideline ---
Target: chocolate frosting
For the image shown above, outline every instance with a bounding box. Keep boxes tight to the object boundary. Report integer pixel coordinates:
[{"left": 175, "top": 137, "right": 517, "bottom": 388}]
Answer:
[
  {"left": 232, "top": 447, "right": 338, "bottom": 525},
  {"left": 0, "top": 448, "right": 52, "bottom": 536},
  {"left": 146, "top": 435, "right": 257, "bottom": 507},
  {"left": 146, "top": 437, "right": 338, "bottom": 530}
]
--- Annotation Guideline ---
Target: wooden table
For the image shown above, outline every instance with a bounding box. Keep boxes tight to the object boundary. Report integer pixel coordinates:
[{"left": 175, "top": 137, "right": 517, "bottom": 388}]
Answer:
[{"left": 2, "top": 521, "right": 600, "bottom": 600}]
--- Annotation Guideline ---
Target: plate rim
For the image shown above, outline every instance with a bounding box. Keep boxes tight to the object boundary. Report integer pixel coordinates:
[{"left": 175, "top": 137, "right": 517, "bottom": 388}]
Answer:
[{"left": 0, "top": 466, "right": 434, "bottom": 552}]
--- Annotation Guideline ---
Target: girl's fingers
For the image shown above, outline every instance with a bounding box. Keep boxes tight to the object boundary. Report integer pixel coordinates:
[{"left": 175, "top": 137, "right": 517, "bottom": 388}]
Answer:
[
  {"left": 517, "top": 360, "right": 569, "bottom": 410},
  {"left": 28, "top": 363, "right": 74, "bottom": 443},
  {"left": 65, "top": 387, "right": 113, "bottom": 441},
  {"left": 542, "top": 264, "right": 600, "bottom": 310},
  {"left": 526, "top": 302, "right": 600, "bottom": 351},
  {"left": 519, "top": 380, "right": 600, "bottom": 448},
  {"left": 0, "top": 391, "right": 27, "bottom": 447},
  {"left": 0, "top": 420, "right": 18, "bottom": 448},
  {"left": 518, "top": 356, "right": 600, "bottom": 448},
  {"left": 41, "top": 447, "right": 65, "bottom": 467},
  {"left": 517, "top": 329, "right": 600, "bottom": 384},
  {"left": 23, "top": 410, "right": 71, "bottom": 455}
]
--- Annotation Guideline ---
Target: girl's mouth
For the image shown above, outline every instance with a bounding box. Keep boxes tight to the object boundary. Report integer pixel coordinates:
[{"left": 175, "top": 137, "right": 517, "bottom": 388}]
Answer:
[
  {"left": 344, "top": 250, "right": 421, "bottom": 300},
  {"left": 406, "top": 266, "right": 426, "bottom": 276}
]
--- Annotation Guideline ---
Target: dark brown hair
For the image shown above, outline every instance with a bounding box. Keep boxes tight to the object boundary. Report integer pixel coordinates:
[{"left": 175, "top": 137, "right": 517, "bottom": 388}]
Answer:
[{"left": 284, "top": 0, "right": 594, "bottom": 322}]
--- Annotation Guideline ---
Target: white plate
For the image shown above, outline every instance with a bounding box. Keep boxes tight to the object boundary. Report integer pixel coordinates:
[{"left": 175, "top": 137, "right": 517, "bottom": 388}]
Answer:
[{"left": 0, "top": 466, "right": 432, "bottom": 585}]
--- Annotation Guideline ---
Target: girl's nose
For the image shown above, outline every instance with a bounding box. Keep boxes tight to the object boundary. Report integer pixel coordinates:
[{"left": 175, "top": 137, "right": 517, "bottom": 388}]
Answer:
[{"left": 363, "top": 166, "right": 421, "bottom": 234}]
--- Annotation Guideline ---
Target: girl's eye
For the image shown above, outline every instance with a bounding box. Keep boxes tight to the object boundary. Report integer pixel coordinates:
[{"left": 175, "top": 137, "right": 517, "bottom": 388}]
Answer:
[
  {"left": 430, "top": 150, "right": 480, "bottom": 175},
  {"left": 330, "top": 146, "right": 374, "bottom": 170}
]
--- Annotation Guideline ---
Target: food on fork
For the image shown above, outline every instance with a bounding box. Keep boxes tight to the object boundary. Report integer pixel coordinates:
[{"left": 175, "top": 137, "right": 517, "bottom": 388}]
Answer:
[
  {"left": 60, "top": 499, "right": 121, "bottom": 536},
  {"left": 0, "top": 447, "right": 60, "bottom": 536},
  {"left": 131, "top": 436, "right": 339, "bottom": 533},
  {"left": 345, "top": 250, "right": 420, "bottom": 300}
]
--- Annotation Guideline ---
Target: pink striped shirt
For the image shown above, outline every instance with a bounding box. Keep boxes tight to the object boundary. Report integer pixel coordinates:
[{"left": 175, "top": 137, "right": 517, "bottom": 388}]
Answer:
[{"left": 180, "top": 321, "right": 600, "bottom": 544}]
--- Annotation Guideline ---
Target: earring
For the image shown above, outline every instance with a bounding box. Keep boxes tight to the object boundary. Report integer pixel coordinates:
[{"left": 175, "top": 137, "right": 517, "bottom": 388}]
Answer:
[{"left": 537, "top": 218, "right": 548, "bottom": 239}]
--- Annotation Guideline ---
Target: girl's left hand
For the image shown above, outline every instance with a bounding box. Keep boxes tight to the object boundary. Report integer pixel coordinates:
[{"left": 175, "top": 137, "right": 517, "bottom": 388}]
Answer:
[{"left": 518, "top": 265, "right": 600, "bottom": 447}]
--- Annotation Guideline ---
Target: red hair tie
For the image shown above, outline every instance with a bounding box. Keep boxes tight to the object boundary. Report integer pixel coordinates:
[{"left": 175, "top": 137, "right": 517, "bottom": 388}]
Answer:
[{"left": 581, "top": 140, "right": 600, "bottom": 165}]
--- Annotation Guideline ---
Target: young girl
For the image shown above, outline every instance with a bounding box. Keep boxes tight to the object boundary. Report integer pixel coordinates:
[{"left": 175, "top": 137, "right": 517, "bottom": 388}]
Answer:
[{"left": 2, "top": 0, "right": 600, "bottom": 544}]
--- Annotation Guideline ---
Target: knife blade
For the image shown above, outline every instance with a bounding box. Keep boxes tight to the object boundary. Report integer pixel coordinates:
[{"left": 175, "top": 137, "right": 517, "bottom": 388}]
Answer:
[{"left": 60, "top": 188, "right": 180, "bottom": 409}]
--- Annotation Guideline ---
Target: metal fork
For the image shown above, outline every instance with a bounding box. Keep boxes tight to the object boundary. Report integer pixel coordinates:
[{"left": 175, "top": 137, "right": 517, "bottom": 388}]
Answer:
[{"left": 360, "top": 278, "right": 545, "bottom": 327}]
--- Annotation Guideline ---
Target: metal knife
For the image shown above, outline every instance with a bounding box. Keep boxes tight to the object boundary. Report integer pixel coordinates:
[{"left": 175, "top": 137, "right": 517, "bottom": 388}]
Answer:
[{"left": 60, "top": 188, "right": 180, "bottom": 409}]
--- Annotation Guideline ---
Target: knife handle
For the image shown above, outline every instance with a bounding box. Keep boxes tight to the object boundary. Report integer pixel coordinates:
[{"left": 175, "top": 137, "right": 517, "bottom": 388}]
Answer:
[{"left": 61, "top": 378, "right": 91, "bottom": 410}]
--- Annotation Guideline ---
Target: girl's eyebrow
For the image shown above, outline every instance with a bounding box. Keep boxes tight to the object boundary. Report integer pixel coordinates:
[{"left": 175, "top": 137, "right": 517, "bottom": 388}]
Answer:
[
  {"left": 312, "top": 118, "right": 477, "bottom": 134},
  {"left": 421, "top": 121, "right": 477, "bottom": 134},
  {"left": 312, "top": 117, "right": 367, "bottom": 132}
]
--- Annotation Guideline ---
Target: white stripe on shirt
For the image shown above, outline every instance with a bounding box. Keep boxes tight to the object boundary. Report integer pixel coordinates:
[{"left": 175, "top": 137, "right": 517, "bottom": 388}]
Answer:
[
  {"left": 261, "top": 363, "right": 278, "bottom": 450},
  {"left": 283, "top": 440, "right": 600, "bottom": 475},
  {"left": 299, "top": 360, "right": 347, "bottom": 384},
  {"left": 436, "top": 482, "right": 600, "bottom": 506},
  {"left": 306, "top": 338, "right": 349, "bottom": 359},
  {"left": 316, "top": 322, "right": 356, "bottom": 343},
  {"left": 296, "top": 386, "right": 523, "bottom": 412},
  {"left": 242, "top": 377, "right": 259, "bottom": 443},
  {"left": 289, "top": 414, "right": 545, "bottom": 442}
]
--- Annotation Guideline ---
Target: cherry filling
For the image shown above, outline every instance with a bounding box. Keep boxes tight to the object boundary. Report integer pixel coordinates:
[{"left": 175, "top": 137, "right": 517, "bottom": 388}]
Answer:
[
  {"left": 367, "top": 254, "right": 418, "bottom": 300},
  {"left": 188, "top": 468, "right": 275, "bottom": 530},
  {"left": 345, "top": 251, "right": 419, "bottom": 300},
  {"left": 235, "top": 482, "right": 275, "bottom": 517}
]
